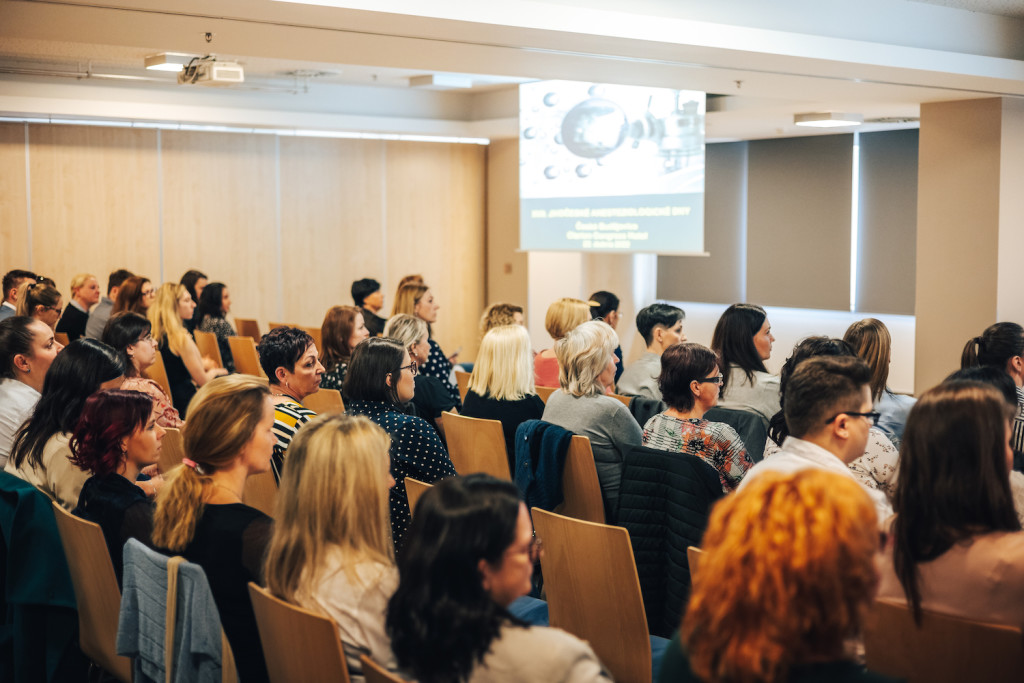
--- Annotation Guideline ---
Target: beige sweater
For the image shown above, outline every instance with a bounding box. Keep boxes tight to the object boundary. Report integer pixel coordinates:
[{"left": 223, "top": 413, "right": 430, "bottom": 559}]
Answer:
[{"left": 4, "top": 432, "right": 89, "bottom": 511}]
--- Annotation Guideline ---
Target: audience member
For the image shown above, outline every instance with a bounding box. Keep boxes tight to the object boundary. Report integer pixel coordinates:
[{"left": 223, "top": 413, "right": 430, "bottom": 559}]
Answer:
[
  {"left": 352, "top": 278, "right": 387, "bottom": 337},
  {"left": 343, "top": 337, "right": 456, "bottom": 550},
  {"left": 264, "top": 414, "right": 398, "bottom": 682},
  {"left": 256, "top": 326, "right": 323, "bottom": 481},
  {"left": 711, "top": 303, "right": 779, "bottom": 426},
  {"left": 195, "top": 282, "right": 237, "bottom": 373},
  {"left": 86, "top": 268, "right": 133, "bottom": 339},
  {"left": 765, "top": 337, "right": 899, "bottom": 500},
  {"left": 151, "top": 375, "right": 275, "bottom": 683},
  {"left": 392, "top": 283, "right": 461, "bottom": 405},
  {"left": 15, "top": 280, "right": 62, "bottom": 331},
  {"left": 0, "top": 269, "right": 36, "bottom": 321},
  {"left": 643, "top": 343, "right": 752, "bottom": 492},
  {"left": 543, "top": 320, "right": 642, "bottom": 521},
  {"left": 102, "top": 312, "right": 183, "bottom": 428},
  {"left": 535, "top": 297, "right": 591, "bottom": 388},
  {"left": 878, "top": 380, "right": 1024, "bottom": 627},
  {"left": 588, "top": 290, "right": 623, "bottom": 383},
  {"left": 70, "top": 389, "right": 163, "bottom": 584},
  {"left": 383, "top": 314, "right": 457, "bottom": 439},
  {"left": 480, "top": 302, "right": 525, "bottom": 336},
  {"left": 665, "top": 470, "right": 895, "bottom": 683},
  {"left": 179, "top": 269, "right": 208, "bottom": 332},
  {"left": 320, "top": 305, "right": 369, "bottom": 392},
  {"left": 739, "top": 356, "right": 892, "bottom": 521},
  {"left": 961, "top": 322, "right": 1024, "bottom": 456},
  {"left": 387, "top": 474, "right": 611, "bottom": 682},
  {"left": 617, "top": 303, "right": 686, "bottom": 399},
  {"left": 5, "top": 338, "right": 124, "bottom": 509},
  {"left": 149, "top": 283, "right": 226, "bottom": 418},
  {"left": 844, "top": 318, "right": 916, "bottom": 445},
  {"left": 0, "top": 316, "right": 63, "bottom": 466},
  {"left": 112, "top": 276, "right": 155, "bottom": 316},
  {"left": 463, "top": 324, "right": 545, "bottom": 469},
  {"left": 56, "top": 273, "right": 100, "bottom": 342}
]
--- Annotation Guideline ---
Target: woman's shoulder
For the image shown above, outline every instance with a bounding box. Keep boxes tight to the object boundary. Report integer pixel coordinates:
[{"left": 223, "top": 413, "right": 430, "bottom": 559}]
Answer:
[
  {"left": 275, "top": 400, "right": 316, "bottom": 421},
  {"left": 483, "top": 624, "right": 609, "bottom": 680}
]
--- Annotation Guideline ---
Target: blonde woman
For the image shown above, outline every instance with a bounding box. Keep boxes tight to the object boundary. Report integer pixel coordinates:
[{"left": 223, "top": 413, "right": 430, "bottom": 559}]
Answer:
[
  {"left": 542, "top": 320, "right": 642, "bottom": 521},
  {"left": 149, "top": 282, "right": 226, "bottom": 418},
  {"left": 15, "top": 281, "right": 63, "bottom": 331},
  {"left": 391, "top": 283, "right": 460, "bottom": 405},
  {"left": 56, "top": 273, "right": 100, "bottom": 342},
  {"left": 152, "top": 375, "right": 277, "bottom": 683},
  {"left": 383, "top": 314, "right": 457, "bottom": 439},
  {"left": 463, "top": 325, "right": 544, "bottom": 465},
  {"left": 264, "top": 414, "right": 398, "bottom": 682},
  {"left": 535, "top": 298, "right": 591, "bottom": 388}
]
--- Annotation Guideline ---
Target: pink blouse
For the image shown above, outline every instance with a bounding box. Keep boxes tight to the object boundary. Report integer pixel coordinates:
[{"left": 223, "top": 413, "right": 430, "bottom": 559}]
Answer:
[
  {"left": 535, "top": 352, "right": 560, "bottom": 388},
  {"left": 121, "top": 376, "right": 184, "bottom": 429}
]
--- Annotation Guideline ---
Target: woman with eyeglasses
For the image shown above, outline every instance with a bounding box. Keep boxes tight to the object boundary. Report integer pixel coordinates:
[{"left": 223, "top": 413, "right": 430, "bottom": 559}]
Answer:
[
  {"left": 765, "top": 337, "right": 899, "bottom": 500},
  {"left": 112, "top": 276, "right": 155, "bottom": 316},
  {"left": 102, "top": 312, "right": 183, "bottom": 428},
  {"left": 382, "top": 314, "right": 458, "bottom": 440},
  {"left": 642, "top": 343, "right": 753, "bottom": 493},
  {"left": 386, "top": 474, "right": 611, "bottom": 682},
  {"left": 391, "top": 283, "right": 461, "bottom": 407},
  {"left": 343, "top": 337, "right": 456, "bottom": 551},
  {"left": 15, "top": 280, "right": 63, "bottom": 331}
]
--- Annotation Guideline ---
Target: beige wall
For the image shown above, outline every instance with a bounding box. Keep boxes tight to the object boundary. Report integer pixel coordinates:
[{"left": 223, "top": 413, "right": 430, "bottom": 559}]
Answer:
[{"left": 0, "top": 123, "right": 487, "bottom": 361}]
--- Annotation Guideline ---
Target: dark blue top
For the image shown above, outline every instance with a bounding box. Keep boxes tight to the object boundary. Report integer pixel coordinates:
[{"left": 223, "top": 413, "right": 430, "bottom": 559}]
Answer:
[{"left": 344, "top": 399, "right": 457, "bottom": 550}]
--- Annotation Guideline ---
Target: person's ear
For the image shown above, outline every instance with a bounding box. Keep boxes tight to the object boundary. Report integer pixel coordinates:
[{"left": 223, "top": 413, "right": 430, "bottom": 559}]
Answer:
[
  {"left": 690, "top": 379, "right": 701, "bottom": 398},
  {"left": 833, "top": 414, "right": 851, "bottom": 440},
  {"left": 12, "top": 353, "right": 30, "bottom": 374},
  {"left": 478, "top": 558, "right": 493, "bottom": 592},
  {"left": 385, "top": 372, "right": 393, "bottom": 388},
  {"left": 274, "top": 366, "right": 290, "bottom": 384}
]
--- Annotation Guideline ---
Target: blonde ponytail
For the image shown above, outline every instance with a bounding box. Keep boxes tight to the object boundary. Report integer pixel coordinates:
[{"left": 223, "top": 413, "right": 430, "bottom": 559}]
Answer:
[{"left": 152, "top": 463, "right": 212, "bottom": 551}]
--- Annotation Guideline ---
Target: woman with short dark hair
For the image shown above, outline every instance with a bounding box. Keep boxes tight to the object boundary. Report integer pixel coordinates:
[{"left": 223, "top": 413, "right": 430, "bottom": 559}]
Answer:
[
  {"left": 343, "top": 337, "right": 456, "bottom": 550},
  {"left": 711, "top": 303, "right": 779, "bottom": 426},
  {"left": 643, "top": 343, "right": 752, "bottom": 492},
  {"left": 386, "top": 474, "right": 610, "bottom": 682}
]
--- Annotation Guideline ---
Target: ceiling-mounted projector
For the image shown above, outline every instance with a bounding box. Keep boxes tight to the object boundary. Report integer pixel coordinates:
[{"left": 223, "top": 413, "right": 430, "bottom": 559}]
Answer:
[{"left": 177, "top": 56, "right": 244, "bottom": 86}]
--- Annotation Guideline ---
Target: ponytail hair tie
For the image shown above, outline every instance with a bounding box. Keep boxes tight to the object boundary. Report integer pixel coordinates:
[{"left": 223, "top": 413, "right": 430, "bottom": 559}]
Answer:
[{"left": 182, "top": 458, "right": 203, "bottom": 474}]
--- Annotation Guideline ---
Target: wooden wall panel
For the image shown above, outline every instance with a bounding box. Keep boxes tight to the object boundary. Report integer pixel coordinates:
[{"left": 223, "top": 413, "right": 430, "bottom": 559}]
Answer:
[
  {"left": 279, "top": 137, "right": 386, "bottom": 329},
  {"left": 161, "top": 131, "right": 278, "bottom": 330},
  {"left": 27, "top": 125, "right": 159, "bottom": 299},
  {"left": 0, "top": 123, "right": 30, "bottom": 278},
  {"left": 385, "top": 141, "right": 487, "bottom": 362}
]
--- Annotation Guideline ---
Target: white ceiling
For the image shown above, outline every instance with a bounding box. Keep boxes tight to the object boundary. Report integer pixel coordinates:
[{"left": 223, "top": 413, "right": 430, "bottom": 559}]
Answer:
[{"left": 909, "top": 0, "right": 1024, "bottom": 18}]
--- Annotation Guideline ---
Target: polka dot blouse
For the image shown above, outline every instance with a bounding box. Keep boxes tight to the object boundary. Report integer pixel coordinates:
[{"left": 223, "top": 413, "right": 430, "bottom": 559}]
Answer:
[{"left": 420, "top": 338, "right": 460, "bottom": 405}]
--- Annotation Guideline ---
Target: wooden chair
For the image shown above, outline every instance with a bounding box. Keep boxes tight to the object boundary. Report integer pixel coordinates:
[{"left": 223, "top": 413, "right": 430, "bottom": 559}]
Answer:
[
  {"left": 159, "top": 427, "right": 185, "bottom": 472},
  {"left": 304, "top": 388, "right": 345, "bottom": 414},
  {"left": 242, "top": 470, "right": 278, "bottom": 518},
  {"left": 454, "top": 369, "right": 471, "bottom": 403},
  {"left": 441, "top": 411, "right": 511, "bottom": 480},
  {"left": 268, "top": 322, "right": 286, "bottom": 331},
  {"left": 300, "top": 325, "right": 322, "bottom": 351},
  {"left": 51, "top": 503, "right": 133, "bottom": 683},
  {"left": 248, "top": 583, "right": 351, "bottom": 683},
  {"left": 610, "top": 392, "right": 633, "bottom": 408},
  {"left": 555, "top": 435, "right": 605, "bottom": 524},
  {"left": 54, "top": 331, "right": 69, "bottom": 346},
  {"left": 531, "top": 508, "right": 651, "bottom": 683},
  {"left": 535, "top": 385, "right": 557, "bottom": 403},
  {"left": 194, "top": 329, "right": 224, "bottom": 368},
  {"left": 144, "top": 351, "right": 173, "bottom": 397},
  {"left": 361, "top": 654, "right": 404, "bottom": 683},
  {"left": 234, "top": 318, "right": 261, "bottom": 342},
  {"left": 686, "top": 545, "right": 703, "bottom": 577},
  {"left": 863, "top": 598, "right": 1024, "bottom": 683},
  {"left": 228, "top": 336, "right": 264, "bottom": 377},
  {"left": 404, "top": 477, "right": 432, "bottom": 517}
]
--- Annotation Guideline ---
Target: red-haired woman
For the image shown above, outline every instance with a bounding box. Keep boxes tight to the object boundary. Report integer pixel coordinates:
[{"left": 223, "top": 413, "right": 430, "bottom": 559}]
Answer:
[{"left": 70, "top": 389, "right": 165, "bottom": 584}]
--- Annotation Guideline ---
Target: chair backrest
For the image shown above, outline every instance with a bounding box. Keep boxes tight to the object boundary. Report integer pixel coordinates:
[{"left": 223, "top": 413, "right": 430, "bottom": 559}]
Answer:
[
  {"left": 269, "top": 322, "right": 286, "bottom": 331},
  {"left": 159, "top": 427, "right": 186, "bottom": 472},
  {"left": 242, "top": 470, "right": 278, "bottom": 519},
  {"left": 404, "top": 478, "right": 432, "bottom": 517},
  {"left": 145, "top": 351, "right": 173, "bottom": 398},
  {"left": 228, "top": 336, "right": 264, "bottom": 377},
  {"left": 454, "top": 369, "right": 471, "bottom": 403},
  {"left": 51, "top": 502, "right": 133, "bottom": 683},
  {"left": 194, "top": 329, "right": 224, "bottom": 368},
  {"left": 704, "top": 406, "right": 768, "bottom": 462},
  {"left": 248, "top": 583, "right": 352, "bottom": 683},
  {"left": 554, "top": 435, "right": 605, "bottom": 524},
  {"left": 303, "top": 388, "right": 345, "bottom": 415},
  {"left": 535, "top": 385, "right": 557, "bottom": 404},
  {"left": 300, "top": 325, "right": 322, "bottom": 351},
  {"left": 54, "top": 331, "right": 70, "bottom": 346},
  {"left": 864, "top": 598, "right": 1024, "bottom": 683},
  {"left": 687, "top": 545, "right": 703, "bottom": 577},
  {"left": 531, "top": 508, "right": 650, "bottom": 683},
  {"left": 360, "top": 654, "right": 404, "bottom": 683},
  {"left": 609, "top": 392, "right": 632, "bottom": 408},
  {"left": 441, "top": 411, "right": 511, "bottom": 480},
  {"left": 234, "top": 318, "right": 261, "bottom": 342}
]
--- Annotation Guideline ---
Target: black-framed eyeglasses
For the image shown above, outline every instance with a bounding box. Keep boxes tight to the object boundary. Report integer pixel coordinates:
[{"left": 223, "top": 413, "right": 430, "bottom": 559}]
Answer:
[
  {"left": 398, "top": 361, "right": 418, "bottom": 376},
  {"left": 824, "top": 411, "right": 881, "bottom": 426},
  {"left": 695, "top": 374, "right": 724, "bottom": 386}
]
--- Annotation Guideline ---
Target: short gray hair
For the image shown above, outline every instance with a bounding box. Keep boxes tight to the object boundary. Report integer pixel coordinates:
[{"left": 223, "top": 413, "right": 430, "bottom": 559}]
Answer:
[{"left": 555, "top": 320, "right": 617, "bottom": 397}]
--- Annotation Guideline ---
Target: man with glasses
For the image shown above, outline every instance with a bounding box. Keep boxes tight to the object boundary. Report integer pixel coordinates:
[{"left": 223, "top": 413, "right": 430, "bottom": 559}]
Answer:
[
  {"left": 737, "top": 355, "right": 892, "bottom": 522},
  {"left": 616, "top": 302, "right": 686, "bottom": 400}
]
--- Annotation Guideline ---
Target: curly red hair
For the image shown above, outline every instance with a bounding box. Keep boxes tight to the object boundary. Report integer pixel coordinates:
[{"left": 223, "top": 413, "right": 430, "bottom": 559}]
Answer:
[
  {"left": 69, "top": 389, "right": 153, "bottom": 476},
  {"left": 682, "top": 470, "right": 879, "bottom": 683}
]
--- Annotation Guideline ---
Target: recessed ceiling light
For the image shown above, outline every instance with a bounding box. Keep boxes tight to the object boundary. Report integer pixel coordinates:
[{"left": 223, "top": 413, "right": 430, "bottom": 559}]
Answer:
[
  {"left": 409, "top": 74, "right": 474, "bottom": 90},
  {"left": 144, "top": 53, "right": 195, "bottom": 72},
  {"left": 794, "top": 112, "right": 863, "bottom": 128}
]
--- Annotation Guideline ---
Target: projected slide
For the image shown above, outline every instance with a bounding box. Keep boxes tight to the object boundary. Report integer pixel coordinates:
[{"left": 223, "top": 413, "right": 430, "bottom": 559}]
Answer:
[{"left": 519, "top": 80, "right": 706, "bottom": 254}]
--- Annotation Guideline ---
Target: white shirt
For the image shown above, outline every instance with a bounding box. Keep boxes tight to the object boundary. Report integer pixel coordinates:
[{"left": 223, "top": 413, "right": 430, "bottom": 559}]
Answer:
[
  {"left": 0, "top": 378, "right": 40, "bottom": 468},
  {"left": 739, "top": 435, "right": 893, "bottom": 523}
]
